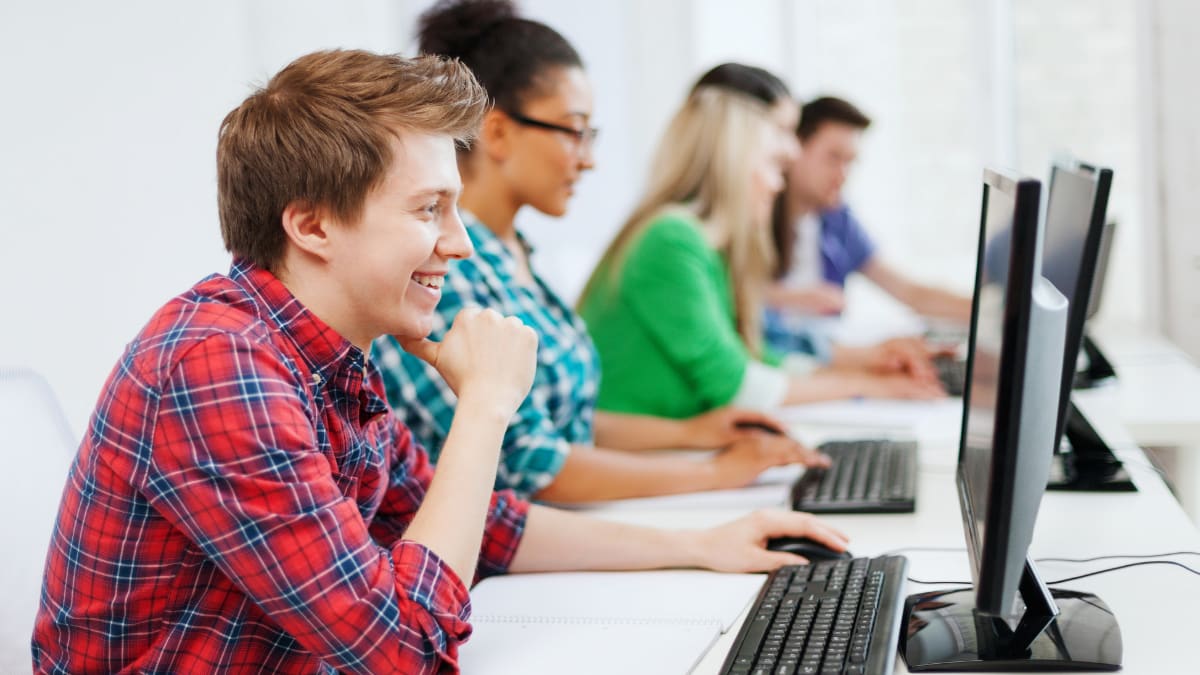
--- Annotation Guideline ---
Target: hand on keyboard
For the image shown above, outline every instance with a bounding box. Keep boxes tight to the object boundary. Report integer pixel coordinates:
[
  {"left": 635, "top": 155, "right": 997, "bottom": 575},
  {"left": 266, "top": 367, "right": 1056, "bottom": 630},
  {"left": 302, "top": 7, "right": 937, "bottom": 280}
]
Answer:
[
  {"left": 711, "top": 435, "right": 831, "bottom": 489},
  {"left": 831, "top": 336, "right": 951, "bottom": 389},
  {"left": 684, "top": 509, "right": 849, "bottom": 573},
  {"left": 855, "top": 372, "right": 946, "bottom": 400}
]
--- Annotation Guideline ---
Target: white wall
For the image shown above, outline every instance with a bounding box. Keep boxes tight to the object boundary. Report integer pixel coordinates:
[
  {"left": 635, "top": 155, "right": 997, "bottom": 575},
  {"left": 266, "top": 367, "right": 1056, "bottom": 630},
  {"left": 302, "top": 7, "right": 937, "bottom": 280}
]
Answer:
[
  {"left": 0, "top": 0, "right": 1180, "bottom": 435},
  {"left": 1145, "top": 0, "right": 1200, "bottom": 360},
  {"left": 0, "top": 0, "right": 415, "bottom": 436}
]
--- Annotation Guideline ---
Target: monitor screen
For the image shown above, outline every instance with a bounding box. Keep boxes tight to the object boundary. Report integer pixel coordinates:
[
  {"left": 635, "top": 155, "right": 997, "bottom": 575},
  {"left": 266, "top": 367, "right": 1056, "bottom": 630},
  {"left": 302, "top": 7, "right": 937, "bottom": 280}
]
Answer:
[
  {"left": 1042, "top": 166, "right": 1099, "bottom": 304},
  {"left": 957, "top": 169, "right": 1067, "bottom": 616},
  {"left": 1086, "top": 220, "right": 1115, "bottom": 321},
  {"left": 1042, "top": 162, "right": 1113, "bottom": 446}
]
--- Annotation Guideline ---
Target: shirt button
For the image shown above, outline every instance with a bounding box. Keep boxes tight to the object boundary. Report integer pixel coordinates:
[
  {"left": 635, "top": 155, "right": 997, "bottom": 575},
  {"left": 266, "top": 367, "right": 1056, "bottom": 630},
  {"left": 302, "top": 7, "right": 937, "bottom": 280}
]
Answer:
[{"left": 312, "top": 373, "right": 322, "bottom": 385}]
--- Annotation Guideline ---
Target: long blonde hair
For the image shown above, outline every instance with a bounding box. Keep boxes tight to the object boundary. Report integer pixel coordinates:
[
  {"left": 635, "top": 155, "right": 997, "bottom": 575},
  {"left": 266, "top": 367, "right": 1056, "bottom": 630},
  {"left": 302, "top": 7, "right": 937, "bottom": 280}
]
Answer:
[{"left": 581, "top": 87, "right": 779, "bottom": 356}]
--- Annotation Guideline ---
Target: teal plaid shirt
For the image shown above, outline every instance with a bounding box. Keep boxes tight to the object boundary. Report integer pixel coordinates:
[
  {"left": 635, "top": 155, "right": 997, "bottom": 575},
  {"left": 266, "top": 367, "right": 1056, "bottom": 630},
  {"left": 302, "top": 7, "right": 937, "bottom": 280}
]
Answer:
[{"left": 372, "top": 213, "right": 599, "bottom": 497}]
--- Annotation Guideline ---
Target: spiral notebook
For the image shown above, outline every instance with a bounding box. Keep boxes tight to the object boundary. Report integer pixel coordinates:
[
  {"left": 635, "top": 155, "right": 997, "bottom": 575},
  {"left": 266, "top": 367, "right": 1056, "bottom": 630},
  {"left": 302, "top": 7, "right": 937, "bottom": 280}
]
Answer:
[{"left": 458, "top": 570, "right": 764, "bottom": 675}]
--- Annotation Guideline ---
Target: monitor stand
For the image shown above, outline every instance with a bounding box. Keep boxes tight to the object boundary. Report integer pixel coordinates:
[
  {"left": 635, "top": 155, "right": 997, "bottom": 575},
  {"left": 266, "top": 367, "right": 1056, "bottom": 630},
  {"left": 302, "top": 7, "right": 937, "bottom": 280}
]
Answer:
[
  {"left": 1073, "top": 334, "right": 1116, "bottom": 389},
  {"left": 901, "top": 559, "right": 1122, "bottom": 671},
  {"left": 1047, "top": 402, "right": 1136, "bottom": 492}
]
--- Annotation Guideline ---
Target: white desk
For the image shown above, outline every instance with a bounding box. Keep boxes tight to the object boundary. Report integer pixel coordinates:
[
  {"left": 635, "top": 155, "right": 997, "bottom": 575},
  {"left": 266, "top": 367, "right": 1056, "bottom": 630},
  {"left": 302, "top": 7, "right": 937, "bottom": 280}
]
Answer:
[
  {"left": 1084, "top": 331, "right": 1200, "bottom": 447},
  {"left": 577, "top": 403, "right": 1200, "bottom": 675},
  {"left": 1075, "top": 331, "right": 1200, "bottom": 523}
]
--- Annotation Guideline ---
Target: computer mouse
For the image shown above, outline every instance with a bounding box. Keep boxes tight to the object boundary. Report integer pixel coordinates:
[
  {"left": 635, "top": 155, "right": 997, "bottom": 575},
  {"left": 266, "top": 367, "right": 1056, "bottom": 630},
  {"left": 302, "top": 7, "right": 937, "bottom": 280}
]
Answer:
[{"left": 766, "top": 536, "right": 853, "bottom": 561}]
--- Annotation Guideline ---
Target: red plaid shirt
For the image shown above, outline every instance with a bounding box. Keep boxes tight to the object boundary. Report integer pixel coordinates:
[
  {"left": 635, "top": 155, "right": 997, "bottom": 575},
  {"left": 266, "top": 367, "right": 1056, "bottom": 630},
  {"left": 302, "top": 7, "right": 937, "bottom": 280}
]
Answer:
[{"left": 33, "top": 260, "right": 528, "bottom": 674}]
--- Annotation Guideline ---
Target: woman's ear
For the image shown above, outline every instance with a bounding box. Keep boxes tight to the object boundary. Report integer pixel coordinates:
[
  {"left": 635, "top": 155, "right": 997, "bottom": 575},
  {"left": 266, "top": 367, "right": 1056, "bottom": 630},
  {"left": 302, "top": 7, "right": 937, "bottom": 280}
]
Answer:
[
  {"left": 478, "top": 108, "right": 512, "bottom": 163},
  {"left": 280, "top": 200, "right": 334, "bottom": 263}
]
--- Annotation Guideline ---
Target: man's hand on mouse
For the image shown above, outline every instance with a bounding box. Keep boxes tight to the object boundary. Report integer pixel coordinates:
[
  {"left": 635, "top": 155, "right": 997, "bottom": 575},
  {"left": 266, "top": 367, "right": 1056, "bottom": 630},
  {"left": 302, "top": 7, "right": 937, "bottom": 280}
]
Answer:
[{"left": 681, "top": 509, "right": 850, "bottom": 573}]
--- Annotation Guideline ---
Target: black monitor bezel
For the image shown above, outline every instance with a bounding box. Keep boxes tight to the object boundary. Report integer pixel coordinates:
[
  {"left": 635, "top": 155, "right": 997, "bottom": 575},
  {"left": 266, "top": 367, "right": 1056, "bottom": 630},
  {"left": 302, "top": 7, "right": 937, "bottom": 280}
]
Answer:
[
  {"left": 957, "top": 168, "right": 1043, "bottom": 615},
  {"left": 1046, "top": 161, "right": 1113, "bottom": 449}
]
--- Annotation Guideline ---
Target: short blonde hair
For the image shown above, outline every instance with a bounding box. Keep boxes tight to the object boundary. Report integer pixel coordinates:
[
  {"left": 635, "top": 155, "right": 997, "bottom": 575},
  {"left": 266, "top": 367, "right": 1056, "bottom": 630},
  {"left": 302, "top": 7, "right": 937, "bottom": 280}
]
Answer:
[{"left": 217, "top": 50, "right": 488, "bottom": 271}]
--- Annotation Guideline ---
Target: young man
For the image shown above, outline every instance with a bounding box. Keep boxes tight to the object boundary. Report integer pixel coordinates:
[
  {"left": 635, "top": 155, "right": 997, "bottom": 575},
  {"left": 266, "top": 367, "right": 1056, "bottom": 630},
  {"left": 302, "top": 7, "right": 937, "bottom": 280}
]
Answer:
[
  {"left": 772, "top": 96, "right": 972, "bottom": 322},
  {"left": 32, "top": 50, "right": 848, "bottom": 674}
]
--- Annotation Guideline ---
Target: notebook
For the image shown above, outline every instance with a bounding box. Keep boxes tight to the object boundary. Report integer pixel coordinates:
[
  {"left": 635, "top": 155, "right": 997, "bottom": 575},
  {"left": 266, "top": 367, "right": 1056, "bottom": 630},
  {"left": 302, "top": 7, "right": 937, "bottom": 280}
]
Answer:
[
  {"left": 458, "top": 570, "right": 764, "bottom": 675},
  {"left": 458, "top": 619, "right": 718, "bottom": 675}
]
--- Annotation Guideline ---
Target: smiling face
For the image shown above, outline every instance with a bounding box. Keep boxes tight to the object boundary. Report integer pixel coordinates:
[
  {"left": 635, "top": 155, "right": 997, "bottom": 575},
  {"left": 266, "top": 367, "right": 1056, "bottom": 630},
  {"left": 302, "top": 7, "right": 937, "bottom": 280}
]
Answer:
[
  {"left": 789, "top": 120, "right": 862, "bottom": 210},
  {"left": 500, "top": 66, "right": 596, "bottom": 217},
  {"left": 326, "top": 129, "right": 472, "bottom": 345}
]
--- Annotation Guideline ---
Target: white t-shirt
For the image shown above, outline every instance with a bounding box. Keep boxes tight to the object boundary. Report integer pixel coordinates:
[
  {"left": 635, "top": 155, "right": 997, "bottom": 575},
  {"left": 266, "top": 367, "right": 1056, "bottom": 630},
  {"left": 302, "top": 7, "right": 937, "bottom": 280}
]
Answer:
[{"left": 782, "top": 212, "right": 822, "bottom": 288}]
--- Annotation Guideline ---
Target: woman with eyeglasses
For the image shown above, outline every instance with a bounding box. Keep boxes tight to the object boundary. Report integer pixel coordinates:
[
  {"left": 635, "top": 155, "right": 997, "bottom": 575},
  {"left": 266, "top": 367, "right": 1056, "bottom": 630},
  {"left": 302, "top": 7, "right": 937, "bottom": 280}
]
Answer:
[
  {"left": 577, "top": 74, "right": 945, "bottom": 420},
  {"left": 373, "top": 0, "right": 830, "bottom": 504}
]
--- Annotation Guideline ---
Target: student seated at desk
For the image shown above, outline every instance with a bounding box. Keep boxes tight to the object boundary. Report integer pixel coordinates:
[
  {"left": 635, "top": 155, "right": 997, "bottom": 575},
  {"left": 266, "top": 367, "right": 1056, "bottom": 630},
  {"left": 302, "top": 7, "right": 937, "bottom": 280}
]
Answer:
[
  {"left": 766, "top": 95, "right": 972, "bottom": 351},
  {"left": 577, "top": 77, "right": 945, "bottom": 420},
  {"left": 373, "top": 0, "right": 827, "bottom": 505},
  {"left": 695, "top": 64, "right": 946, "bottom": 381},
  {"left": 31, "top": 48, "right": 852, "bottom": 674}
]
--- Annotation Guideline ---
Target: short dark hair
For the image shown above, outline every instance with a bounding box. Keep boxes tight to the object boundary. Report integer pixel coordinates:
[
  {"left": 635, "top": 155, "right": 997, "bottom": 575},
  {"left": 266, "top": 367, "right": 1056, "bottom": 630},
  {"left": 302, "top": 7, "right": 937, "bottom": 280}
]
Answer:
[
  {"left": 216, "top": 50, "right": 488, "bottom": 272},
  {"left": 691, "top": 62, "right": 791, "bottom": 106},
  {"left": 797, "top": 96, "right": 871, "bottom": 141},
  {"left": 771, "top": 97, "right": 871, "bottom": 278},
  {"left": 418, "top": 0, "right": 582, "bottom": 117}
]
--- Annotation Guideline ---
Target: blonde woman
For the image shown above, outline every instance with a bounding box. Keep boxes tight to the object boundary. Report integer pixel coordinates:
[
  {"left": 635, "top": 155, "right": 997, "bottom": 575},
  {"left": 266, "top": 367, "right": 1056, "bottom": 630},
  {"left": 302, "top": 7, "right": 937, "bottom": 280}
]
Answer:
[{"left": 579, "top": 87, "right": 943, "bottom": 419}]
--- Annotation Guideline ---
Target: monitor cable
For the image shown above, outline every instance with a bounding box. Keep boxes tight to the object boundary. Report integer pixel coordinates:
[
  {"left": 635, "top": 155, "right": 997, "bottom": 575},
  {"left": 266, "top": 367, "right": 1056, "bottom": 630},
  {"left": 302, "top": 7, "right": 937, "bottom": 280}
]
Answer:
[{"left": 898, "top": 550, "right": 1200, "bottom": 586}]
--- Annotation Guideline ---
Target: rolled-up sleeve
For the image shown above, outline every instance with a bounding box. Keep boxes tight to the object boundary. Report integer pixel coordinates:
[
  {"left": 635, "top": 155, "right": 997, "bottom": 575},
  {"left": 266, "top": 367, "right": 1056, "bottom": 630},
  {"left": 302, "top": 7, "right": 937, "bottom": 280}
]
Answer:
[
  {"left": 143, "top": 333, "right": 516, "bottom": 674},
  {"left": 372, "top": 417, "right": 530, "bottom": 581}
]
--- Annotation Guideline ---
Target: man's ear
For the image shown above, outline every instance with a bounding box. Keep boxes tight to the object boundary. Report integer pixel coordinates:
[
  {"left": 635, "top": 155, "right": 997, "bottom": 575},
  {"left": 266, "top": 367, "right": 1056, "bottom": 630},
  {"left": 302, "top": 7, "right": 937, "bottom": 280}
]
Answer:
[
  {"left": 281, "top": 200, "right": 334, "bottom": 262},
  {"left": 478, "top": 108, "right": 512, "bottom": 163}
]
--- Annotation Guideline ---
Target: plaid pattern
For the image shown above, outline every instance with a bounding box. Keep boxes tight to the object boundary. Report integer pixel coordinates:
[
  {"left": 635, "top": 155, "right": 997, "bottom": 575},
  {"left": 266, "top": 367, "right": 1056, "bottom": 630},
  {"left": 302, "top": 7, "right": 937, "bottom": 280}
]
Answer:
[
  {"left": 33, "top": 260, "right": 528, "bottom": 674},
  {"left": 373, "top": 214, "right": 600, "bottom": 498}
]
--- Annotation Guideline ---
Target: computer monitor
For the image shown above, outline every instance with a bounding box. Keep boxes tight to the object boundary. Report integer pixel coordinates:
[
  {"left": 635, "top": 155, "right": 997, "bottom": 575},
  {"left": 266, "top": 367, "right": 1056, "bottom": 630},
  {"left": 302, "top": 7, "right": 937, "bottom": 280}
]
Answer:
[
  {"left": 900, "top": 169, "right": 1122, "bottom": 671},
  {"left": 1040, "top": 161, "right": 1134, "bottom": 492},
  {"left": 1085, "top": 219, "right": 1115, "bottom": 322},
  {"left": 1077, "top": 219, "right": 1118, "bottom": 385}
]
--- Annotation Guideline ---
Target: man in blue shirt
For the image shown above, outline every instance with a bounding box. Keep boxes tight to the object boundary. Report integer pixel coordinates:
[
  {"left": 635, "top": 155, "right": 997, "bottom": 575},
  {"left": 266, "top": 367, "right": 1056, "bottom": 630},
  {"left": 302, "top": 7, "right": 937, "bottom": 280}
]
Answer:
[{"left": 770, "top": 96, "right": 971, "bottom": 322}]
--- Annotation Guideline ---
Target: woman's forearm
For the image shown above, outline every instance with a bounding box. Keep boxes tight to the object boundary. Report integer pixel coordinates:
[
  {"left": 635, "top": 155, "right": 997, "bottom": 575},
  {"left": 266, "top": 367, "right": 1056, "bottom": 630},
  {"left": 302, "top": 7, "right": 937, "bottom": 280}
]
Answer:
[
  {"left": 592, "top": 411, "right": 691, "bottom": 451},
  {"left": 533, "top": 444, "right": 719, "bottom": 503}
]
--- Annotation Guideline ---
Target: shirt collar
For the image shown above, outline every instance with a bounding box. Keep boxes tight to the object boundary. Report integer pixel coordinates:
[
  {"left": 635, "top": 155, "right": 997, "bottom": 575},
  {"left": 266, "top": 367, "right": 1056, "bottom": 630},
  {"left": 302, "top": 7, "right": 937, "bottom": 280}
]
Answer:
[
  {"left": 459, "top": 209, "right": 535, "bottom": 280},
  {"left": 228, "top": 258, "right": 362, "bottom": 388}
]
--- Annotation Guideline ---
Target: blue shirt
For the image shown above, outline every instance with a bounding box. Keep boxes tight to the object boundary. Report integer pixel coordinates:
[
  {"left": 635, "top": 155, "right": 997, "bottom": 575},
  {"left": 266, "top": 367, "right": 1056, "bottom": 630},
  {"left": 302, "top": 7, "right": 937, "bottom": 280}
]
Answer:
[
  {"left": 763, "top": 204, "right": 874, "bottom": 357},
  {"left": 762, "top": 310, "right": 835, "bottom": 362},
  {"left": 371, "top": 214, "right": 600, "bottom": 498},
  {"left": 819, "top": 204, "right": 876, "bottom": 286}
]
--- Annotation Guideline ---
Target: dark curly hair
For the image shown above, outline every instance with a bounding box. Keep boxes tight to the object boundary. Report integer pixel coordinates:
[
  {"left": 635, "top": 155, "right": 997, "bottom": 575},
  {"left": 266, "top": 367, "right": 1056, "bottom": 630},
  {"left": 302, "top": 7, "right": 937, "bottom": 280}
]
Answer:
[{"left": 417, "top": 0, "right": 582, "bottom": 116}]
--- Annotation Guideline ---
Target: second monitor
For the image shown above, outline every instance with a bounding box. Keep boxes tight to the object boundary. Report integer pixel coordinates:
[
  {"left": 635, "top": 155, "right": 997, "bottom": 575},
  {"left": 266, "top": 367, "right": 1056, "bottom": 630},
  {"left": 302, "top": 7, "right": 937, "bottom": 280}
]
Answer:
[{"left": 1039, "top": 160, "right": 1134, "bottom": 491}]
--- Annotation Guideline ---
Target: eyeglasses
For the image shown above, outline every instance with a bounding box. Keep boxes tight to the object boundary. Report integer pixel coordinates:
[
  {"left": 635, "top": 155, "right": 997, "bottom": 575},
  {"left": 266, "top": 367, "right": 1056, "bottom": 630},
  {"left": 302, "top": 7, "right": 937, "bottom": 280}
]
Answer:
[{"left": 507, "top": 111, "right": 599, "bottom": 151}]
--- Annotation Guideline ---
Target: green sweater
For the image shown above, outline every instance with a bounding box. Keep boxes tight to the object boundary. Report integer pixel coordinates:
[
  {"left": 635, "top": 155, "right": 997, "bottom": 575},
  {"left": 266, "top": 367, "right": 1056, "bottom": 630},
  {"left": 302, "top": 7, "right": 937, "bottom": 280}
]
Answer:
[{"left": 580, "top": 211, "right": 779, "bottom": 418}]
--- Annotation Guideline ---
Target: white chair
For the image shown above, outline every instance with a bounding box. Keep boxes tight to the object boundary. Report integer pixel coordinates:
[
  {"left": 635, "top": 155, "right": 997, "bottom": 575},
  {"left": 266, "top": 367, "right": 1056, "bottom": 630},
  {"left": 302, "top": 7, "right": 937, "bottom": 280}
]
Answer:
[{"left": 0, "top": 368, "right": 76, "bottom": 673}]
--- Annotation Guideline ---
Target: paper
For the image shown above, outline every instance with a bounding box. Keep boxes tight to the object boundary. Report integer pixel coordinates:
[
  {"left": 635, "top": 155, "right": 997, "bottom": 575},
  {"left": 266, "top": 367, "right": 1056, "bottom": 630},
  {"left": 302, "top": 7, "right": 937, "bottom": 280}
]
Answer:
[
  {"left": 470, "top": 569, "right": 764, "bottom": 632},
  {"left": 779, "top": 398, "right": 962, "bottom": 431},
  {"left": 461, "top": 570, "right": 764, "bottom": 675},
  {"left": 459, "top": 620, "right": 719, "bottom": 675}
]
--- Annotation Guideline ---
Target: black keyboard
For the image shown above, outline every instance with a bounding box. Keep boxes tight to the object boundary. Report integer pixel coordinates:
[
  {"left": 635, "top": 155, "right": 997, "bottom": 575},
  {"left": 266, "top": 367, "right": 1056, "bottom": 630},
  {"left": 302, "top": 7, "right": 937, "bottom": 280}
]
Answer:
[
  {"left": 934, "top": 355, "right": 967, "bottom": 397},
  {"left": 721, "top": 556, "right": 908, "bottom": 675},
  {"left": 790, "top": 440, "right": 917, "bottom": 514}
]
